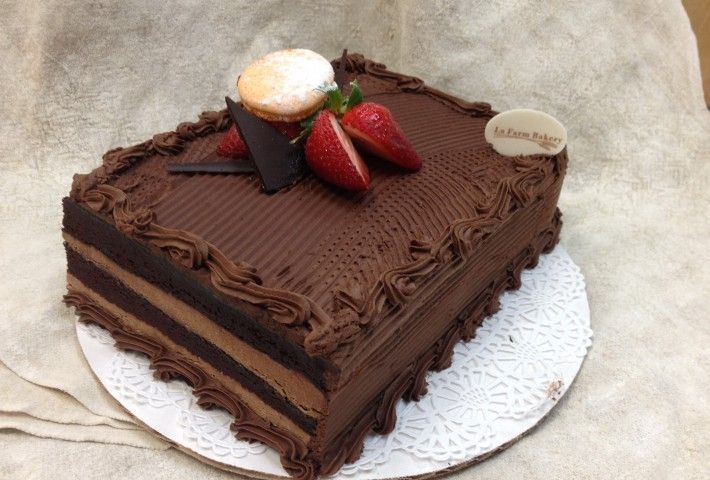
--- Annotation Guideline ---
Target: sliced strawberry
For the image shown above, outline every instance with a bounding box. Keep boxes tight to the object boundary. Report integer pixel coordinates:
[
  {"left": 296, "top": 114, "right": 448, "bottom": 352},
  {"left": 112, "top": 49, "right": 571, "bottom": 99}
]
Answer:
[
  {"left": 267, "top": 121, "right": 302, "bottom": 140},
  {"left": 216, "top": 125, "right": 248, "bottom": 158},
  {"left": 341, "top": 102, "right": 422, "bottom": 171},
  {"left": 305, "top": 110, "right": 370, "bottom": 192}
]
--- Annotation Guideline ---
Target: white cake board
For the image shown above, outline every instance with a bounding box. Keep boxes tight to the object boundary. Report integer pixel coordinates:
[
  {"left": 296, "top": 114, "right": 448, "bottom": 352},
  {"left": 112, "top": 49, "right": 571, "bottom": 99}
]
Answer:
[{"left": 76, "top": 245, "right": 592, "bottom": 479}]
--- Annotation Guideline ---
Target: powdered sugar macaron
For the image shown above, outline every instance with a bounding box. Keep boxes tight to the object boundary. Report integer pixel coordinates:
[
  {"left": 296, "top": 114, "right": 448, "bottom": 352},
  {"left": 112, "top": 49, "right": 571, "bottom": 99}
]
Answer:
[{"left": 237, "top": 49, "right": 335, "bottom": 123}]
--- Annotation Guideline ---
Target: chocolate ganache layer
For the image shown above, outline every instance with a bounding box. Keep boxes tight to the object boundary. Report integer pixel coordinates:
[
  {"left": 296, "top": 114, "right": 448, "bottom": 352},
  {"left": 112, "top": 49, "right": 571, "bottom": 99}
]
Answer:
[{"left": 63, "top": 53, "right": 567, "bottom": 479}]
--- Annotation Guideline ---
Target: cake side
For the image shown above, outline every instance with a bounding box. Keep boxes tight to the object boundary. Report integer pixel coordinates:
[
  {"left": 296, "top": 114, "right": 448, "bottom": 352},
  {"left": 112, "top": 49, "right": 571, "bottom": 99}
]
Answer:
[
  {"left": 62, "top": 107, "right": 330, "bottom": 471},
  {"left": 63, "top": 287, "right": 316, "bottom": 479},
  {"left": 318, "top": 209, "right": 563, "bottom": 473},
  {"left": 316, "top": 164, "right": 565, "bottom": 468},
  {"left": 64, "top": 204, "right": 563, "bottom": 478},
  {"left": 63, "top": 53, "right": 567, "bottom": 478}
]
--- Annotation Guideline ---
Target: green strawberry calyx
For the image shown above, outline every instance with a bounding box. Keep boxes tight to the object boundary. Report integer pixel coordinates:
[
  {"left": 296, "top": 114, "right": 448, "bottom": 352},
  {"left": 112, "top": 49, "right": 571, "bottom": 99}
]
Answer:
[{"left": 291, "top": 80, "right": 363, "bottom": 144}]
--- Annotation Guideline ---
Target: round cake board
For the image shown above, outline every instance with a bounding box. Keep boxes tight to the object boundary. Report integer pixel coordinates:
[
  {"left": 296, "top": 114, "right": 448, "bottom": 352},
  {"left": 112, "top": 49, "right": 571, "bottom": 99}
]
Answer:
[{"left": 76, "top": 245, "right": 592, "bottom": 479}]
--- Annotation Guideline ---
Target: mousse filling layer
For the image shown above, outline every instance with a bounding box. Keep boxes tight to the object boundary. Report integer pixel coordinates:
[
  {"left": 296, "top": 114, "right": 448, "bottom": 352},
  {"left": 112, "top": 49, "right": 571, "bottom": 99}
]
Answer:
[
  {"left": 64, "top": 232, "right": 325, "bottom": 416},
  {"left": 65, "top": 248, "right": 317, "bottom": 434}
]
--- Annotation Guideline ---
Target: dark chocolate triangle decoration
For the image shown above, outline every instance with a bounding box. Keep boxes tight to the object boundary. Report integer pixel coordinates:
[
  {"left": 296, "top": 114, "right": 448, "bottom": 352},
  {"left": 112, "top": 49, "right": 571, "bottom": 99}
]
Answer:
[
  {"left": 334, "top": 49, "right": 349, "bottom": 89},
  {"left": 225, "top": 97, "right": 306, "bottom": 193}
]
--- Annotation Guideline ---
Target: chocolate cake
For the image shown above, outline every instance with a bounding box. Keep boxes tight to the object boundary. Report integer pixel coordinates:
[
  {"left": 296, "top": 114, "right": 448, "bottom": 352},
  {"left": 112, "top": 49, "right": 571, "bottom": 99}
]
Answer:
[{"left": 63, "top": 53, "right": 566, "bottom": 479}]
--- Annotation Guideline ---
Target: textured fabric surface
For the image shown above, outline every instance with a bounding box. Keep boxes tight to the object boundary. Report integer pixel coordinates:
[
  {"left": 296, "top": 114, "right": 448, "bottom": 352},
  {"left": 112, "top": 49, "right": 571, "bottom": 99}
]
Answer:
[{"left": 0, "top": 1, "right": 708, "bottom": 479}]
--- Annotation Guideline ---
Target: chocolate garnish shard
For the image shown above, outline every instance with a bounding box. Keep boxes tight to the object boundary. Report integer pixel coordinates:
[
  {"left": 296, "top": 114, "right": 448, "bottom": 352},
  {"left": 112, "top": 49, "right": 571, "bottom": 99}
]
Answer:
[
  {"left": 167, "top": 161, "right": 254, "bottom": 174},
  {"left": 334, "top": 48, "right": 349, "bottom": 89},
  {"left": 167, "top": 150, "right": 254, "bottom": 174},
  {"left": 225, "top": 97, "right": 306, "bottom": 193}
]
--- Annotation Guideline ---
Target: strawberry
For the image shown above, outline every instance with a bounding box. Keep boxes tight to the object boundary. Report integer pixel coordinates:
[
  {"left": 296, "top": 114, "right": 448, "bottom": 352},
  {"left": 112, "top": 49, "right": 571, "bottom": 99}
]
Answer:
[
  {"left": 341, "top": 102, "right": 422, "bottom": 171},
  {"left": 216, "top": 125, "right": 248, "bottom": 159},
  {"left": 305, "top": 110, "right": 370, "bottom": 192},
  {"left": 268, "top": 121, "right": 302, "bottom": 140},
  {"left": 218, "top": 121, "right": 302, "bottom": 159}
]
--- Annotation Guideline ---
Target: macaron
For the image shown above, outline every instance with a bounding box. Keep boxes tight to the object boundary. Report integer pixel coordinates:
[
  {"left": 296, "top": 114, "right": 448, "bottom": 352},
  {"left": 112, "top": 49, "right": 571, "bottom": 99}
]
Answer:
[{"left": 237, "top": 49, "right": 335, "bottom": 123}]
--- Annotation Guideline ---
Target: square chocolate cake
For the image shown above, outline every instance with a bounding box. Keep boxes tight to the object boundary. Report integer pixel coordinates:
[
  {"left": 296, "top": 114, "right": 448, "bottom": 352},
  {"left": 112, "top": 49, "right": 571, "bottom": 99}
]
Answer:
[{"left": 63, "top": 52, "right": 566, "bottom": 479}]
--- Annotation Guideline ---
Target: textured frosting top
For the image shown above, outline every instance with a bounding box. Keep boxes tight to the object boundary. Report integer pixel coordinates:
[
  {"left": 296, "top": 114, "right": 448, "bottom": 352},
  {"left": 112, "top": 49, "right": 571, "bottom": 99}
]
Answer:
[{"left": 70, "top": 53, "right": 566, "bottom": 365}]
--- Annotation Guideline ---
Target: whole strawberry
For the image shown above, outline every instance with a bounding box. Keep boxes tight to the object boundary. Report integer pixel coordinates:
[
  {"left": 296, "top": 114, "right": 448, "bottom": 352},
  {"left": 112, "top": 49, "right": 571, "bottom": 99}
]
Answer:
[
  {"left": 342, "top": 102, "right": 422, "bottom": 171},
  {"left": 268, "top": 121, "right": 302, "bottom": 140},
  {"left": 217, "top": 121, "right": 300, "bottom": 159},
  {"left": 305, "top": 110, "right": 370, "bottom": 192},
  {"left": 216, "top": 125, "right": 248, "bottom": 158}
]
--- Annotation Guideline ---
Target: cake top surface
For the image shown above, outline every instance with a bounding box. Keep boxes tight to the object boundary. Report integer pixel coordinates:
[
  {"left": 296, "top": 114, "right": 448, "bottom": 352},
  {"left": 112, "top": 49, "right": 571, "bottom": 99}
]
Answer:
[{"left": 70, "top": 53, "right": 565, "bottom": 366}]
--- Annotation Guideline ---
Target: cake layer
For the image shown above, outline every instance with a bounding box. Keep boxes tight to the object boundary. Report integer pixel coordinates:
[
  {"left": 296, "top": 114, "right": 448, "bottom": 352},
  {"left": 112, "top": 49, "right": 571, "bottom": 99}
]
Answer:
[
  {"left": 64, "top": 232, "right": 325, "bottom": 417},
  {"left": 64, "top": 281, "right": 314, "bottom": 479},
  {"left": 65, "top": 248, "right": 317, "bottom": 434}
]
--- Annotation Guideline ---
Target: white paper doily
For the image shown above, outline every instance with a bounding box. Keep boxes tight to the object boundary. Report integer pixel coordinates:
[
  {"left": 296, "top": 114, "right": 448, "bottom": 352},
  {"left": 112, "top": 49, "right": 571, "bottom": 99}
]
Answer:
[{"left": 76, "top": 245, "right": 591, "bottom": 479}]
